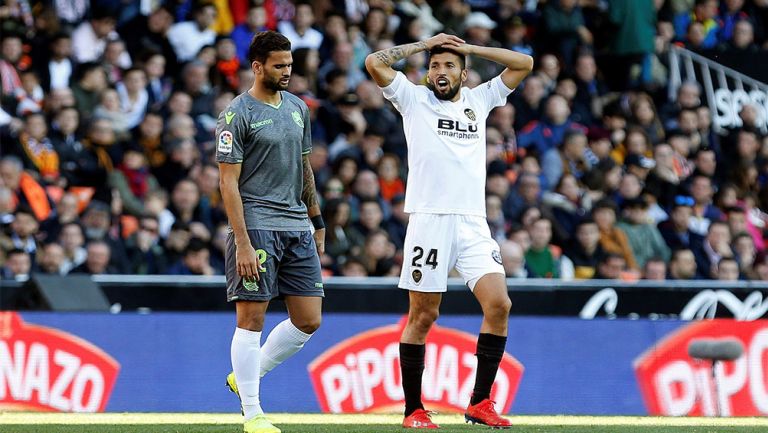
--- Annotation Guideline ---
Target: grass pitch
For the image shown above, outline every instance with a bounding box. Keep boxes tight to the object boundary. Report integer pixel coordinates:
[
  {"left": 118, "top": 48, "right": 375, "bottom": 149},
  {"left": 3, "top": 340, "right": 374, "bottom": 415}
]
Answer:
[{"left": 1, "top": 413, "right": 767, "bottom": 432}]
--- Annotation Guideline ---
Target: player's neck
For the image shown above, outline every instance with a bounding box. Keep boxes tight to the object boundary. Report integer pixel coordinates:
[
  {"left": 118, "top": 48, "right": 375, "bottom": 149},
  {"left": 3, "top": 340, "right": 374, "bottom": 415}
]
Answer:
[{"left": 249, "top": 84, "right": 282, "bottom": 107}]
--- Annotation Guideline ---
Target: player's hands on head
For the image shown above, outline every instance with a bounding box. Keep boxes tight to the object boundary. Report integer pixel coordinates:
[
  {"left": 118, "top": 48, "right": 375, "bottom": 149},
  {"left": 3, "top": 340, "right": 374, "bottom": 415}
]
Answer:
[
  {"left": 425, "top": 33, "right": 465, "bottom": 50},
  {"left": 313, "top": 228, "right": 326, "bottom": 255},
  {"left": 236, "top": 243, "right": 264, "bottom": 281},
  {"left": 449, "top": 43, "right": 474, "bottom": 56}
]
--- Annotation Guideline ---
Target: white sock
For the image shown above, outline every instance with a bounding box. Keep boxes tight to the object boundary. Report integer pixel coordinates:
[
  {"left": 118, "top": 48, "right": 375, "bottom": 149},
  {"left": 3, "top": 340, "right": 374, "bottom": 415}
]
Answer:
[
  {"left": 260, "top": 319, "right": 313, "bottom": 377},
  {"left": 231, "top": 327, "right": 263, "bottom": 420}
]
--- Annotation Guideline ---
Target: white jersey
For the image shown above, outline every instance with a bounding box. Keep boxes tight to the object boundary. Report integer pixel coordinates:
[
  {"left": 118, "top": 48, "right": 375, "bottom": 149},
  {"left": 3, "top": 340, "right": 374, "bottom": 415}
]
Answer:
[{"left": 381, "top": 72, "right": 514, "bottom": 217}]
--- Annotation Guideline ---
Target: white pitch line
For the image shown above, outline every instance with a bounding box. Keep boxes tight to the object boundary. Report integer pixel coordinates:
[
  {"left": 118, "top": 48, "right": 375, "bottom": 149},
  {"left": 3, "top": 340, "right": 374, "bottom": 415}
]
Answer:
[{"left": 1, "top": 413, "right": 767, "bottom": 427}]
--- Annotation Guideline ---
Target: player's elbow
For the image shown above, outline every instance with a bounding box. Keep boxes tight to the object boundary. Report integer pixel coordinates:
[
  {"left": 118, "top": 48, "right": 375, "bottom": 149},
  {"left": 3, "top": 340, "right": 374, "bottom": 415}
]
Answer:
[
  {"left": 364, "top": 54, "right": 379, "bottom": 74},
  {"left": 521, "top": 55, "right": 534, "bottom": 72}
]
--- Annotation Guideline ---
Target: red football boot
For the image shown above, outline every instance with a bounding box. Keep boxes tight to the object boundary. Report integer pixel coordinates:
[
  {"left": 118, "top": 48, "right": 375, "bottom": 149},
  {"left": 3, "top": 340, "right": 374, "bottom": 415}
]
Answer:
[
  {"left": 465, "top": 399, "right": 512, "bottom": 428},
  {"left": 402, "top": 408, "right": 439, "bottom": 429}
]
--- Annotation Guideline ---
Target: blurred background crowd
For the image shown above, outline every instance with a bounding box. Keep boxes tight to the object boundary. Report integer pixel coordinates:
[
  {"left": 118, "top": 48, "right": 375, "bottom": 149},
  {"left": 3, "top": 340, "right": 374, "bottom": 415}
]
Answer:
[{"left": 1, "top": 0, "right": 768, "bottom": 282}]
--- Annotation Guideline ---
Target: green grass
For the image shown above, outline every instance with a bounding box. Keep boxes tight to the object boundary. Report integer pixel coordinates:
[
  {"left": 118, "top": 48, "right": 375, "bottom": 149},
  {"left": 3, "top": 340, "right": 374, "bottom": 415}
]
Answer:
[{"left": 1, "top": 413, "right": 767, "bottom": 433}]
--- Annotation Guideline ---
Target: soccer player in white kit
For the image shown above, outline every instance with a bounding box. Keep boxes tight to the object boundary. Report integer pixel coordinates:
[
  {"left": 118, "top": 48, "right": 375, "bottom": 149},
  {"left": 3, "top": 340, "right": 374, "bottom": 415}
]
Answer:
[{"left": 365, "top": 33, "right": 533, "bottom": 429}]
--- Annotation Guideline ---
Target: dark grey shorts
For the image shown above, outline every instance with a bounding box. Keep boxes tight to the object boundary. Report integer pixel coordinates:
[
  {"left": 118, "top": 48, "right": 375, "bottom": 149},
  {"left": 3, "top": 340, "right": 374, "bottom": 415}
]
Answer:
[{"left": 225, "top": 229, "right": 324, "bottom": 302}]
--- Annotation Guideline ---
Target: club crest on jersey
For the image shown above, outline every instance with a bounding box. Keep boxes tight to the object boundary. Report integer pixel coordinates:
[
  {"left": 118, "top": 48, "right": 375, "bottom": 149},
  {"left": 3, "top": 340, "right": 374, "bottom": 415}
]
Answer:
[
  {"left": 292, "top": 111, "right": 304, "bottom": 128},
  {"left": 218, "top": 131, "right": 233, "bottom": 154},
  {"left": 492, "top": 250, "right": 502, "bottom": 265},
  {"left": 412, "top": 269, "right": 423, "bottom": 284},
  {"left": 464, "top": 108, "right": 476, "bottom": 121}
]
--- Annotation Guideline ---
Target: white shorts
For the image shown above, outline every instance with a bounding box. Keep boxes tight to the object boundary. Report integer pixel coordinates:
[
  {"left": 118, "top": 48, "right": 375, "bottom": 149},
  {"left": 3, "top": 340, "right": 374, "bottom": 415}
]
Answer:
[{"left": 398, "top": 213, "right": 505, "bottom": 292}]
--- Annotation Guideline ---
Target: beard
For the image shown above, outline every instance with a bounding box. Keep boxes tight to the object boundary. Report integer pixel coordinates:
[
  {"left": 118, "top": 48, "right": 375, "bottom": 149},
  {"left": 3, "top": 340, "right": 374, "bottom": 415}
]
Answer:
[
  {"left": 427, "top": 79, "right": 461, "bottom": 101},
  {"left": 264, "top": 74, "right": 289, "bottom": 91}
]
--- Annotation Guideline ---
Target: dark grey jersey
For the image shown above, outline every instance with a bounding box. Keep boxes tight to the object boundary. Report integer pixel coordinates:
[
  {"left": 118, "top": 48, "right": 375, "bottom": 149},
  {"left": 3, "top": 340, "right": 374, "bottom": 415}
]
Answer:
[{"left": 216, "top": 91, "right": 312, "bottom": 231}]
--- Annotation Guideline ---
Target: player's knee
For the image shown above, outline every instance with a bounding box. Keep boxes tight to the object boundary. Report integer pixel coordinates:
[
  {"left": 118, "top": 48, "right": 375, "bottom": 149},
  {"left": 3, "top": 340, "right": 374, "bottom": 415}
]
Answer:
[
  {"left": 483, "top": 296, "right": 512, "bottom": 319},
  {"left": 295, "top": 317, "right": 321, "bottom": 334},
  {"left": 410, "top": 308, "right": 439, "bottom": 331}
]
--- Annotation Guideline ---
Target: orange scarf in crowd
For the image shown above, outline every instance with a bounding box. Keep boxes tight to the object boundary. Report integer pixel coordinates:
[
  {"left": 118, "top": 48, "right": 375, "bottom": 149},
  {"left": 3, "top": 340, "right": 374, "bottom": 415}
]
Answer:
[
  {"left": 10, "top": 172, "right": 51, "bottom": 221},
  {"left": 20, "top": 133, "right": 59, "bottom": 180}
]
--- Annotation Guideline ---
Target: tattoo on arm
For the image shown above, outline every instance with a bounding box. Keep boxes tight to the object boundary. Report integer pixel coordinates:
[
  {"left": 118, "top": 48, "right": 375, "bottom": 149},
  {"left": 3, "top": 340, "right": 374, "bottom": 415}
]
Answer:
[
  {"left": 373, "top": 41, "right": 427, "bottom": 66},
  {"left": 301, "top": 154, "right": 318, "bottom": 210}
]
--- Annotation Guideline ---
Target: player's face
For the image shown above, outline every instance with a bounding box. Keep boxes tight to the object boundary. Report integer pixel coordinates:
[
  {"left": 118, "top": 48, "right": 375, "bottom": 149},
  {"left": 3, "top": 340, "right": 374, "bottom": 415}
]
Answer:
[
  {"left": 427, "top": 52, "right": 467, "bottom": 101},
  {"left": 256, "top": 50, "right": 293, "bottom": 91}
]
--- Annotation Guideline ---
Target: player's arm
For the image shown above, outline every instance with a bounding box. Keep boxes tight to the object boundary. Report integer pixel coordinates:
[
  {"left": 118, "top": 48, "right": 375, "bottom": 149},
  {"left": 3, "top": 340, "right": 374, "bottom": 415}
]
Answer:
[
  {"left": 364, "top": 33, "right": 465, "bottom": 87},
  {"left": 459, "top": 45, "right": 534, "bottom": 90},
  {"left": 219, "top": 162, "right": 261, "bottom": 279},
  {"left": 302, "top": 154, "right": 325, "bottom": 255}
]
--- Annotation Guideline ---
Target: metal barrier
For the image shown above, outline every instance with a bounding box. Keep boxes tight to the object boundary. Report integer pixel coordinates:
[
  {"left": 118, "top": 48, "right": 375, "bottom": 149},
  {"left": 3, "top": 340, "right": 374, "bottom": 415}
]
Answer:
[{"left": 667, "top": 45, "right": 768, "bottom": 133}]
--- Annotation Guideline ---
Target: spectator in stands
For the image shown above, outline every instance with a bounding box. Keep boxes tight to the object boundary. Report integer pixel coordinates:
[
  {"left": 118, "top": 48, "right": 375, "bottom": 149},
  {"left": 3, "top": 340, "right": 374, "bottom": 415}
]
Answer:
[
  {"left": 231, "top": 5, "right": 268, "bottom": 63},
  {"left": 169, "top": 178, "right": 212, "bottom": 230},
  {"left": 542, "top": 173, "right": 590, "bottom": 245},
  {"left": 525, "top": 217, "right": 574, "bottom": 279},
  {"left": 592, "top": 198, "right": 638, "bottom": 271},
  {"left": 541, "top": 0, "right": 592, "bottom": 66},
  {"left": 733, "top": 231, "right": 758, "bottom": 279},
  {"left": 692, "top": 220, "right": 734, "bottom": 279},
  {"left": 658, "top": 195, "right": 704, "bottom": 250},
  {"left": 572, "top": 53, "right": 608, "bottom": 127},
  {"left": 71, "top": 6, "right": 120, "bottom": 63},
  {"left": 486, "top": 194, "right": 507, "bottom": 244},
  {"left": 689, "top": 174, "right": 724, "bottom": 236},
  {"left": 542, "top": 130, "right": 591, "bottom": 189},
  {"left": 593, "top": 253, "right": 627, "bottom": 280},
  {"left": 360, "top": 229, "right": 396, "bottom": 277},
  {"left": 41, "top": 32, "right": 73, "bottom": 92},
  {"left": 7, "top": 207, "right": 39, "bottom": 256},
  {"left": 119, "top": 5, "right": 178, "bottom": 79},
  {"left": 109, "top": 146, "right": 160, "bottom": 217},
  {"left": 385, "top": 194, "right": 408, "bottom": 250},
  {"left": 669, "top": 248, "right": 698, "bottom": 280},
  {"left": 518, "top": 95, "right": 585, "bottom": 157},
  {"left": 499, "top": 239, "right": 529, "bottom": 279},
  {"left": 167, "top": 237, "right": 215, "bottom": 275},
  {"left": 341, "top": 256, "right": 368, "bottom": 277},
  {"left": 164, "top": 221, "right": 191, "bottom": 266},
  {"left": 349, "top": 170, "right": 388, "bottom": 218},
  {"left": 660, "top": 82, "right": 702, "bottom": 127},
  {"left": 71, "top": 62, "right": 108, "bottom": 121},
  {"left": 643, "top": 257, "right": 667, "bottom": 281},
  {"left": 617, "top": 197, "right": 671, "bottom": 269},
  {"left": 674, "top": 0, "right": 721, "bottom": 49},
  {"left": 167, "top": 2, "right": 218, "bottom": 62},
  {"left": 79, "top": 200, "right": 128, "bottom": 272},
  {"left": 9, "top": 112, "right": 59, "bottom": 185},
  {"left": 278, "top": 2, "right": 323, "bottom": 51},
  {"left": 506, "top": 172, "right": 543, "bottom": 222},
  {"left": 0, "top": 33, "right": 25, "bottom": 113},
  {"left": 348, "top": 198, "right": 384, "bottom": 255},
  {"left": 72, "top": 239, "right": 118, "bottom": 274},
  {"left": 716, "top": 256, "right": 741, "bottom": 280},
  {"left": 629, "top": 94, "right": 665, "bottom": 146},
  {"left": 512, "top": 75, "right": 545, "bottom": 130},
  {"left": 722, "top": 18, "right": 759, "bottom": 53},
  {"left": 37, "top": 242, "right": 66, "bottom": 275},
  {"left": 565, "top": 218, "right": 604, "bottom": 280},
  {"left": 1, "top": 248, "right": 31, "bottom": 280},
  {"left": 116, "top": 67, "right": 148, "bottom": 130},
  {"left": 58, "top": 222, "right": 86, "bottom": 274},
  {"left": 606, "top": 0, "right": 656, "bottom": 90}
]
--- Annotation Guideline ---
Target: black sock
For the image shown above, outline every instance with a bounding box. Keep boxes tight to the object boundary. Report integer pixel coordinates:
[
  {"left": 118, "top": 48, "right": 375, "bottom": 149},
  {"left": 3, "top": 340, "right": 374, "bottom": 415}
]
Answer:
[
  {"left": 470, "top": 333, "right": 507, "bottom": 406},
  {"left": 400, "top": 342, "right": 426, "bottom": 416}
]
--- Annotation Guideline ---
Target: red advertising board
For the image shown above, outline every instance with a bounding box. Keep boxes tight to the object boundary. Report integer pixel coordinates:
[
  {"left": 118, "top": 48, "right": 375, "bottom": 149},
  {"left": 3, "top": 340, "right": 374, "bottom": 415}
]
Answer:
[
  {"left": 0, "top": 312, "right": 120, "bottom": 412},
  {"left": 308, "top": 317, "right": 523, "bottom": 414},
  {"left": 635, "top": 320, "right": 768, "bottom": 416}
]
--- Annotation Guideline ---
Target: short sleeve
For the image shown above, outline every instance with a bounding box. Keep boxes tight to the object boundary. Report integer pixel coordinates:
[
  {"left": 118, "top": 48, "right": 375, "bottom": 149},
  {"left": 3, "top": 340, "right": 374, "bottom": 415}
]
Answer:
[
  {"left": 471, "top": 74, "right": 515, "bottom": 114},
  {"left": 215, "top": 105, "right": 245, "bottom": 164},
  {"left": 381, "top": 71, "right": 419, "bottom": 115},
  {"left": 301, "top": 105, "right": 312, "bottom": 155}
]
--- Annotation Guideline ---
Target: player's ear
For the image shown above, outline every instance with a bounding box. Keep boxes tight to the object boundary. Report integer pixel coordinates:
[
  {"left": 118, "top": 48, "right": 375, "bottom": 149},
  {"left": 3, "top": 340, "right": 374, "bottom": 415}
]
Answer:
[
  {"left": 251, "top": 60, "right": 262, "bottom": 74},
  {"left": 460, "top": 68, "right": 468, "bottom": 83}
]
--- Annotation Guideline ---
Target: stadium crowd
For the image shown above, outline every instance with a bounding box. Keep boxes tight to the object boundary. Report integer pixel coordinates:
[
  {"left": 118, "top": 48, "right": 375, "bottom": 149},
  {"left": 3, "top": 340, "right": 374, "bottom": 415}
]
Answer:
[{"left": 1, "top": 0, "right": 768, "bottom": 282}]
